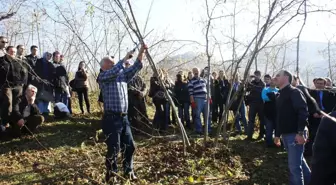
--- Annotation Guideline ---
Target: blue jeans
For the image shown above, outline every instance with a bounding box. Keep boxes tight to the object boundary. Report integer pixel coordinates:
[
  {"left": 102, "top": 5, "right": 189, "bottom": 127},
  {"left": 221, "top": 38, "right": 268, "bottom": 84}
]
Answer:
[
  {"left": 37, "top": 101, "right": 50, "bottom": 114},
  {"left": 234, "top": 103, "right": 248, "bottom": 133},
  {"left": 178, "top": 103, "right": 191, "bottom": 127},
  {"left": 194, "top": 98, "right": 211, "bottom": 133},
  {"left": 101, "top": 113, "right": 135, "bottom": 174},
  {"left": 265, "top": 117, "right": 275, "bottom": 146},
  {"left": 55, "top": 92, "right": 68, "bottom": 106},
  {"left": 282, "top": 131, "right": 311, "bottom": 185}
]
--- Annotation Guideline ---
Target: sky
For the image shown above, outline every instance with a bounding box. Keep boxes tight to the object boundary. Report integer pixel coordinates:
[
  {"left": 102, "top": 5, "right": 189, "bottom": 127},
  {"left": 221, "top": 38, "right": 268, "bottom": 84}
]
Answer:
[{"left": 130, "top": 0, "right": 336, "bottom": 44}]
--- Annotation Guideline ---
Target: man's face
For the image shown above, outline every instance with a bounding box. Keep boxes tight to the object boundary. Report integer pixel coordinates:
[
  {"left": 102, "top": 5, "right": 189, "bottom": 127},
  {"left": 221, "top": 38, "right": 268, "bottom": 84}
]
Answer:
[
  {"left": 0, "top": 38, "right": 8, "bottom": 49},
  {"left": 264, "top": 77, "right": 271, "bottom": 85},
  {"left": 192, "top": 68, "right": 199, "bottom": 77},
  {"left": 31, "top": 47, "right": 38, "bottom": 56},
  {"left": 102, "top": 59, "right": 114, "bottom": 71},
  {"left": 27, "top": 88, "right": 37, "bottom": 99},
  {"left": 188, "top": 72, "right": 193, "bottom": 79},
  {"left": 212, "top": 73, "right": 217, "bottom": 79},
  {"left": 53, "top": 54, "right": 61, "bottom": 62},
  {"left": 326, "top": 79, "right": 332, "bottom": 87},
  {"left": 275, "top": 71, "right": 286, "bottom": 87},
  {"left": 7, "top": 48, "right": 16, "bottom": 58},
  {"left": 219, "top": 71, "right": 224, "bottom": 78},
  {"left": 270, "top": 78, "right": 276, "bottom": 87},
  {"left": 254, "top": 74, "right": 261, "bottom": 81},
  {"left": 17, "top": 46, "right": 25, "bottom": 56},
  {"left": 315, "top": 80, "right": 326, "bottom": 90}
]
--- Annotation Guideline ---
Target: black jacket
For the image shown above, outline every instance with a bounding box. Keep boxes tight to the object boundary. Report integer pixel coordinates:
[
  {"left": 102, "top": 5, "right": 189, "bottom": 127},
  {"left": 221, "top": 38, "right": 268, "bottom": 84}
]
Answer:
[
  {"left": 25, "top": 54, "right": 39, "bottom": 69},
  {"left": 12, "top": 96, "right": 41, "bottom": 123},
  {"left": 75, "top": 70, "right": 88, "bottom": 88},
  {"left": 0, "top": 56, "right": 28, "bottom": 88},
  {"left": 128, "top": 75, "right": 146, "bottom": 100},
  {"left": 275, "top": 85, "right": 309, "bottom": 137},
  {"left": 310, "top": 111, "right": 336, "bottom": 185},
  {"left": 35, "top": 58, "right": 55, "bottom": 93},
  {"left": 308, "top": 89, "right": 336, "bottom": 114},
  {"left": 264, "top": 92, "right": 277, "bottom": 122},
  {"left": 215, "top": 79, "right": 230, "bottom": 103},
  {"left": 229, "top": 82, "right": 245, "bottom": 111},
  {"left": 53, "top": 62, "right": 69, "bottom": 93},
  {"left": 246, "top": 79, "right": 265, "bottom": 104},
  {"left": 174, "top": 80, "right": 189, "bottom": 105},
  {"left": 149, "top": 77, "right": 167, "bottom": 104}
]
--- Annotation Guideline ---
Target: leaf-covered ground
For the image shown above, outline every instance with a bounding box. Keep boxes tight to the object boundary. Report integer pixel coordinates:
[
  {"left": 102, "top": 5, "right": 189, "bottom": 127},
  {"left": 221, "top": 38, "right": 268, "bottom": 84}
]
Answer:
[{"left": 0, "top": 98, "right": 295, "bottom": 185}]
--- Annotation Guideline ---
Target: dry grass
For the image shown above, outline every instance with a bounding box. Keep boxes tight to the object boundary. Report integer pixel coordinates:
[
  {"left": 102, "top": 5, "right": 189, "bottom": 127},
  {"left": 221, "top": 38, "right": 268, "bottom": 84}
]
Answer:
[{"left": 0, "top": 92, "right": 290, "bottom": 185}]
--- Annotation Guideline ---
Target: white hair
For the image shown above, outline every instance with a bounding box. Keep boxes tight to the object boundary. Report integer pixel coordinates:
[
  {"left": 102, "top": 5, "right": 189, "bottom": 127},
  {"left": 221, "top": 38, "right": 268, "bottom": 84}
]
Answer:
[
  {"left": 100, "top": 56, "right": 113, "bottom": 67},
  {"left": 26, "top": 84, "right": 38, "bottom": 93}
]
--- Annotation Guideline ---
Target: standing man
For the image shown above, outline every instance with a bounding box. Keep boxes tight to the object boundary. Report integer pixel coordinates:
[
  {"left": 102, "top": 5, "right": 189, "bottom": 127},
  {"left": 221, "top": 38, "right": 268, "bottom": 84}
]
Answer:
[
  {"left": 26, "top": 45, "right": 39, "bottom": 69},
  {"left": 0, "top": 46, "right": 28, "bottom": 135},
  {"left": 16, "top": 45, "right": 26, "bottom": 59},
  {"left": 188, "top": 67, "right": 211, "bottom": 135},
  {"left": 261, "top": 77, "right": 278, "bottom": 147},
  {"left": 246, "top": 70, "right": 266, "bottom": 140},
  {"left": 53, "top": 51, "right": 69, "bottom": 106},
  {"left": 25, "top": 45, "right": 39, "bottom": 87},
  {"left": 274, "top": 70, "right": 311, "bottom": 185},
  {"left": 0, "top": 36, "right": 8, "bottom": 57},
  {"left": 305, "top": 77, "right": 336, "bottom": 156},
  {"left": 98, "top": 44, "right": 147, "bottom": 183},
  {"left": 264, "top": 74, "right": 272, "bottom": 87}
]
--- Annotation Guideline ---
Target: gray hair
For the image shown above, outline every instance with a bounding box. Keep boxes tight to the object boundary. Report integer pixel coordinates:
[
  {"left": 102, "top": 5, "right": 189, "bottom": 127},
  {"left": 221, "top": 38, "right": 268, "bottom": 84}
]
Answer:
[
  {"left": 100, "top": 56, "right": 114, "bottom": 67},
  {"left": 26, "top": 84, "right": 38, "bottom": 93}
]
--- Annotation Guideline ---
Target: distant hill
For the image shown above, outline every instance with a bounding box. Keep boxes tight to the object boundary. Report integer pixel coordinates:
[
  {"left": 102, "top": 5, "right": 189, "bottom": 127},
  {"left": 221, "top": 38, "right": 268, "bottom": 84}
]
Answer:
[{"left": 157, "top": 40, "right": 335, "bottom": 86}]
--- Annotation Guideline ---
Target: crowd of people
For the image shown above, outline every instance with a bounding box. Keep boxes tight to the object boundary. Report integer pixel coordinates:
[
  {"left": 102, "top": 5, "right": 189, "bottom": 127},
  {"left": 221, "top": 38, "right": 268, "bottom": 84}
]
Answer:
[
  {"left": 0, "top": 35, "right": 92, "bottom": 137},
  {"left": 1, "top": 33, "right": 336, "bottom": 184}
]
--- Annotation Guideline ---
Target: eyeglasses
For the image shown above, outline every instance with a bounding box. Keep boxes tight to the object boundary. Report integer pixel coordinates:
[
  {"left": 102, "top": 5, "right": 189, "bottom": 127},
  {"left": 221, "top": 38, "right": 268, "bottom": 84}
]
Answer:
[{"left": 1, "top": 41, "right": 8, "bottom": 44}]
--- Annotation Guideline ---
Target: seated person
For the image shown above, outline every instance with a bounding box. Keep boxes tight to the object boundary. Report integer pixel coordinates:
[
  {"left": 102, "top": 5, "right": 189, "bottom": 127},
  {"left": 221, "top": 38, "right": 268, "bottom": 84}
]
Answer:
[
  {"left": 54, "top": 102, "right": 71, "bottom": 119},
  {"left": 11, "top": 85, "right": 44, "bottom": 137}
]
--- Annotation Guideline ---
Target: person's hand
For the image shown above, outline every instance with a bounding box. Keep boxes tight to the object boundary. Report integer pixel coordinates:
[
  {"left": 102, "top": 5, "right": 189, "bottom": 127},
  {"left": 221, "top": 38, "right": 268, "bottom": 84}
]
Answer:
[
  {"left": 209, "top": 98, "right": 212, "bottom": 104},
  {"left": 274, "top": 137, "right": 281, "bottom": 147},
  {"left": 139, "top": 91, "right": 145, "bottom": 98},
  {"left": 139, "top": 44, "right": 148, "bottom": 53},
  {"left": 191, "top": 101, "right": 197, "bottom": 109},
  {"left": 295, "top": 134, "right": 307, "bottom": 145},
  {"left": 313, "top": 113, "right": 320, "bottom": 118},
  {"left": 17, "top": 119, "right": 24, "bottom": 127},
  {"left": 125, "top": 50, "right": 135, "bottom": 60}
]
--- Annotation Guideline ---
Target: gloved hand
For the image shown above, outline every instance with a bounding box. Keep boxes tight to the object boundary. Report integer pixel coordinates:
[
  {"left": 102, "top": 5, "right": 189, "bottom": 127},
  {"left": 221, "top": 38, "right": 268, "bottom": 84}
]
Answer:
[{"left": 191, "top": 101, "right": 197, "bottom": 109}]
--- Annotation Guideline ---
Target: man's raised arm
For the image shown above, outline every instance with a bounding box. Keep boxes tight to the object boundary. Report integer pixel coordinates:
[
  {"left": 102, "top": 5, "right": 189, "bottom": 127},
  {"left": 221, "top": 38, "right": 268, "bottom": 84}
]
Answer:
[{"left": 124, "top": 44, "right": 147, "bottom": 82}]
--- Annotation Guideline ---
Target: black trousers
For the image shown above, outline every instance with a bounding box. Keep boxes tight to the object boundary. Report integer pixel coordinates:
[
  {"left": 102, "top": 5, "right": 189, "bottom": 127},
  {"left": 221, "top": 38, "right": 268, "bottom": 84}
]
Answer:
[
  {"left": 305, "top": 117, "right": 320, "bottom": 156},
  {"left": 10, "top": 115, "right": 44, "bottom": 137},
  {"left": 1, "top": 86, "right": 23, "bottom": 125},
  {"left": 247, "top": 103, "right": 266, "bottom": 138},
  {"left": 212, "top": 98, "right": 225, "bottom": 123},
  {"left": 128, "top": 97, "right": 148, "bottom": 127},
  {"left": 76, "top": 87, "right": 90, "bottom": 113}
]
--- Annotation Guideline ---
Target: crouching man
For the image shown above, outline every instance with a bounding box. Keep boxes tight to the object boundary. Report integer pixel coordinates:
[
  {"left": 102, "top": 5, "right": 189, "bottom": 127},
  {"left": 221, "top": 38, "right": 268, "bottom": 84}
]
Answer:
[{"left": 11, "top": 85, "right": 44, "bottom": 137}]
